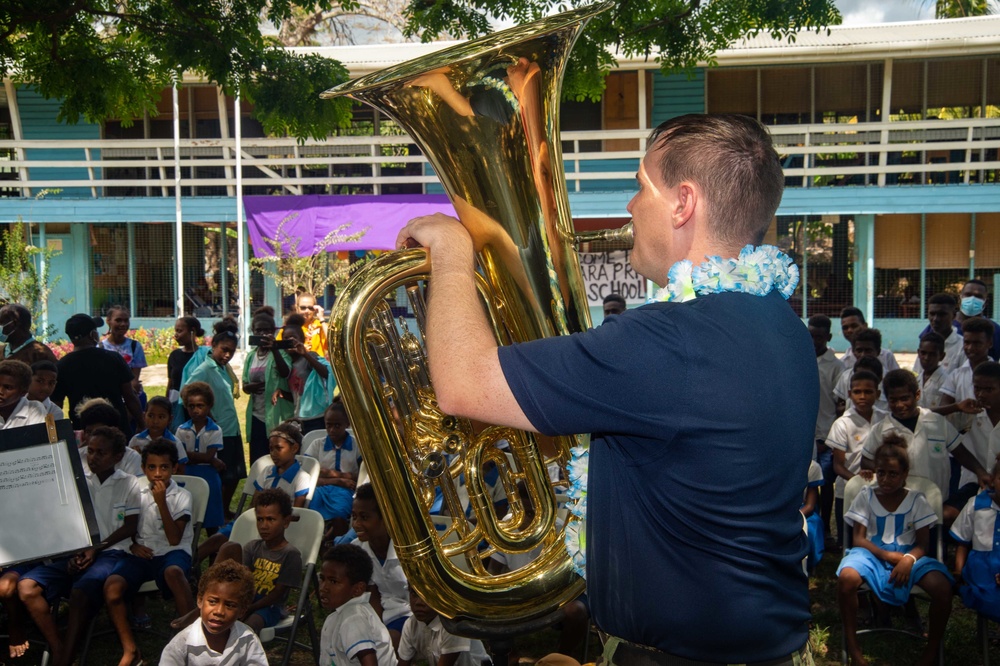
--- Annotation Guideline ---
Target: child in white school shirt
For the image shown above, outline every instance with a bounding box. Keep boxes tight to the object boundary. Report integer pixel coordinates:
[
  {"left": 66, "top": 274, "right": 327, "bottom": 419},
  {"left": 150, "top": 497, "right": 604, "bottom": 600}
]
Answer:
[
  {"left": 398, "top": 586, "right": 490, "bottom": 666},
  {"left": 318, "top": 544, "right": 395, "bottom": 666},
  {"left": 0, "top": 360, "right": 47, "bottom": 429}
]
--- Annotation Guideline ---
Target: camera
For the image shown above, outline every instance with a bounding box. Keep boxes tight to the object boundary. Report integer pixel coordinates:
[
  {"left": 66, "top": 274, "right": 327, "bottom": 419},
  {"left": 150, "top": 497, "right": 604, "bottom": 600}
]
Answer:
[{"left": 248, "top": 336, "right": 294, "bottom": 349}]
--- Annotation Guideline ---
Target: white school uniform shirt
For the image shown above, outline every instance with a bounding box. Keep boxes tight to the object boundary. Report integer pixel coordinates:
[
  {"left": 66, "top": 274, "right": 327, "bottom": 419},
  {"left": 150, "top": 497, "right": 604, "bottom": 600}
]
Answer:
[
  {"left": 175, "top": 419, "right": 224, "bottom": 456},
  {"left": 833, "top": 370, "right": 888, "bottom": 411},
  {"left": 160, "top": 619, "right": 268, "bottom": 666},
  {"left": 305, "top": 432, "right": 361, "bottom": 477},
  {"left": 136, "top": 479, "right": 193, "bottom": 556},
  {"left": 129, "top": 428, "right": 188, "bottom": 462},
  {"left": 398, "top": 615, "right": 490, "bottom": 666},
  {"left": 815, "top": 348, "right": 843, "bottom": 441},
  {"left": 80, "top": 445, "right": 144, "bottom": 477},
  {"left": 826, "top": 406, "right": 887, "bottom": 498},
  {"left": 940, "top": 357, "right": 991, "bottom": 433},
  {"left": 250, "top": 459, "right": 311, "bottom": 500},
  {"left": 40, "top": 397, "right": 64, "bottom": 420},
  {"left": 960, "top": 411, "right": 1000, "bottom": 487},
  {"left": 949, "top": 492, "right": 1000, "bottom": 552},
  {"left": 86, "top": 467, "right": 141, "bottom": 551},
  {"left": 913, "top": 329, "right": 965, "bottom": 373},
  {"left": 845, "top": 485, "right": 937, "bottom": 548},
  {"left": 320, "top": 593, "right": 395, "bottom": 666},
  {"left": 0, "top": 396, "right": 47, "bottom": 429},
  {"left": 861, "top": 407, "right": 961, "bottom": 501},
  {"left": 354, "top": 539, "right": 411, "bottom": 624},
  {"left": 917, "top": 366, "right": 952, "bottom": 410},
  {"left": 841, "top": 348, "right": 900, "bottom": 374}
]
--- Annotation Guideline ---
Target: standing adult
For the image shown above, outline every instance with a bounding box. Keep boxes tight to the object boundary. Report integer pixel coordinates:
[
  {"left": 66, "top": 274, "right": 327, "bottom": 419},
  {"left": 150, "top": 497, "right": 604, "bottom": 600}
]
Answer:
[
  {"left": 100, "top": 305, "right": 148, "bottom": 414},
  {"left": 0, "top": 303, "right": 57, "bottom": 365},
  {"left": 397, "top": 114, "right": 817, "bottom": 664},
  {"left": 293, "top": 292, "right": 328, "bottom": 355},
  {"left": 52, "top": 314, "right": 145, "bottom": 435},
  {"left": 956, "top": 278, "right": 1000, "bottom": 362}
]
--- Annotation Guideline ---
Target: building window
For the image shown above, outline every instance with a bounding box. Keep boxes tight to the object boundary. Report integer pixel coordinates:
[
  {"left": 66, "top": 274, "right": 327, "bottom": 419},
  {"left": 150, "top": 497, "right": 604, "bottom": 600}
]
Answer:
[{"left": 771, "top": 215, "right": 855, "bottom": 318}]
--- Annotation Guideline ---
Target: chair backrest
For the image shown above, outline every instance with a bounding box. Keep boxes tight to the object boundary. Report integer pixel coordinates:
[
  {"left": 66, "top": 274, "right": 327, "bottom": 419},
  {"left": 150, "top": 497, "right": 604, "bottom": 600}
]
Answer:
[
  {"left": 296, "top": 455, "right": 321, "bottom": 503},
  {"left": 301, "top": 430, "right": 325, "bottom": 455},
  {"left": 229, "top": 506, "right": 325, "bottom": 567}
]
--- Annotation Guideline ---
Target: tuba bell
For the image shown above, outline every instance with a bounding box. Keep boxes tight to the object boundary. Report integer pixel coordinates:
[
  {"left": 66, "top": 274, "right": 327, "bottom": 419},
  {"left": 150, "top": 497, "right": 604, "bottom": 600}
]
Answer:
[{"left": 322, "top": 2, "right": 628, "bottom": 633}]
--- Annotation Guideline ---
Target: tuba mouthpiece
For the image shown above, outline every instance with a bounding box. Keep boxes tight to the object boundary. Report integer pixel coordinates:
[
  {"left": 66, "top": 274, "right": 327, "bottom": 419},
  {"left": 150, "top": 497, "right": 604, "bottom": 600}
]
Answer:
[{"left": 572, "top": 221, "right": 634, "bottom": 248}]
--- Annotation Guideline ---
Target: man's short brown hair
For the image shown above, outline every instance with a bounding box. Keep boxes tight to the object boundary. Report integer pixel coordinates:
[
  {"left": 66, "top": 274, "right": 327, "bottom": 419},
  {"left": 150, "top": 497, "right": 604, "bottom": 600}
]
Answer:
[{"left": 646, "top": 114, "right": 784, "bottom": 247}]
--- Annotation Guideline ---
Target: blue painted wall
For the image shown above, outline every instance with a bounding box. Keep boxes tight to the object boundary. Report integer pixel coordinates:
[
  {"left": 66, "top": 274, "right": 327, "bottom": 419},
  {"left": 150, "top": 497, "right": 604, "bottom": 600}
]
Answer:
[
  {"left": 17, "top": 86, "right": 101, "bottom": 198},
  {"left": 651, "top": 70, "right": 706, "bottom": 124}
]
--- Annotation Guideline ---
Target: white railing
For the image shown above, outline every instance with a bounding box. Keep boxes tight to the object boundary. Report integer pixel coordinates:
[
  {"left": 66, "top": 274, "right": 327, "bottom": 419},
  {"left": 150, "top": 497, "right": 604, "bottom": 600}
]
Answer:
[{"left": 0, "top": 118, "right": 997, "bottom": 198}]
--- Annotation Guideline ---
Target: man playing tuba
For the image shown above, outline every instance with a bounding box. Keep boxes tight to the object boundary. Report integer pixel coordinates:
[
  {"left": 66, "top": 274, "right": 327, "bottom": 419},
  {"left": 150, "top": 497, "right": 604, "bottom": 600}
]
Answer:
[{"left": 397, "top": 113, "right": 817, "bottom": 665}]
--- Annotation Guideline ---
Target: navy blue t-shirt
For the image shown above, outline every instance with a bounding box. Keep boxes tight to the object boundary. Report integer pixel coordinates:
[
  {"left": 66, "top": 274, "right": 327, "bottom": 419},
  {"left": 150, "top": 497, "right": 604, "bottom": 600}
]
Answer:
[{"left": 498, "top": 290, "right": 818, "bottom": 662}]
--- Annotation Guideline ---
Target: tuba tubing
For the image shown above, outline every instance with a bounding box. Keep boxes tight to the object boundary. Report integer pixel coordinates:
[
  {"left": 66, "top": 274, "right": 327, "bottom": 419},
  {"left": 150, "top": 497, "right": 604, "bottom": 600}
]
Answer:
[{"left": 324, "top": 2, "right": 615, "bottom": 630}]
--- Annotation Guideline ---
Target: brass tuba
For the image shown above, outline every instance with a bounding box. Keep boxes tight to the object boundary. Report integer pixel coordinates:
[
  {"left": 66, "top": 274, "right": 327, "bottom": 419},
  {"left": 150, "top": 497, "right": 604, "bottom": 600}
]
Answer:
[{"left": 321, "top": 2, "right": 630, "bottom": 633}]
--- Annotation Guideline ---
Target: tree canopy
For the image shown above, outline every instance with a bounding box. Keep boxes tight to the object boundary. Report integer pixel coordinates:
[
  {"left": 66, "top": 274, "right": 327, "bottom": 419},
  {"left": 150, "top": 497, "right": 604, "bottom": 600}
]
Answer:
[{"left": 3, "top": 0, "right": 843, "bottom": 139}]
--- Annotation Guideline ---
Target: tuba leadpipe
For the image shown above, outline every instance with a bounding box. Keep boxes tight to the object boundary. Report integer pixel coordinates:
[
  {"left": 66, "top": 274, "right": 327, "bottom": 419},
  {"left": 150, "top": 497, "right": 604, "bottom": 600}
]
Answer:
[{"left": 323, "top": 2, "right": 615, "bottom": 632}]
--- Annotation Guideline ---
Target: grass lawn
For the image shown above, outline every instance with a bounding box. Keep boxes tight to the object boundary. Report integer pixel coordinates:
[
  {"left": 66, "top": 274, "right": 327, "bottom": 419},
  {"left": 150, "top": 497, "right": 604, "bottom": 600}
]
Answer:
[{"left": 25, "top": 385, "right": 1000, "bottom": 664}]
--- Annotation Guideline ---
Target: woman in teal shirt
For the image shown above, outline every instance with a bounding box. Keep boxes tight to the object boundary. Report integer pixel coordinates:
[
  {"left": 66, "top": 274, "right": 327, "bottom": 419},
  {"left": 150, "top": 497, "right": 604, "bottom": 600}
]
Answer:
[{"left": 185, "top": 317, "right": 244, "bottom": 519}]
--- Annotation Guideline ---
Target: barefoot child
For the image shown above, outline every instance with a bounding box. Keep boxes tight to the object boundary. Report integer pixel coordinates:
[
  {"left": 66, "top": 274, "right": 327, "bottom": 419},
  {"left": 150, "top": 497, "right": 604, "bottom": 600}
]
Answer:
[
  {"left": 319, "top": 544, "right": 395, "bottom": 666},
  {"left": 160, "top": 560, "right": 268, "bottom": 665},
  {"left": 837, "top": 433, "right": 953, "bottom": 666}
]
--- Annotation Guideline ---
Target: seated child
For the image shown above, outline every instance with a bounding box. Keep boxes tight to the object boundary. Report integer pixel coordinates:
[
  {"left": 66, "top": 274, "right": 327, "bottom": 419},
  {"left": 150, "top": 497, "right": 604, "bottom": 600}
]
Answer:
[
  {"left": 802, "top": 459, "right": 824, "bottom": 573},
  {"left": 950, "top": 453, "right": 1000, "bottom": 623},
  {"left": 160, "top": 560, "right": 268, "bottom": 666},
  {"left": 105, "top": 440, "right": 196, "bottom": 666},
  {"left": 861, "top": 369, "right": 988, "bottom": 528},
  {"left": 18, "top": 426, "right": 141, "bottom": 666},
  {"left": 319, "top": 544, "right": 395, "bottom": 666},
  {"left": 837, "top": 433, "right": 953, "bottom": 666},
  {"left": 352, "top": 483, "right": 411, "bottom": 648},
  {"left": 915, "top": 332, "right": 951, "bottom": 410},
  {"left": 129, "top": 395, "right": 188, "bottom": 471},
  {"left": 0, "top": 359, "right": 47, "bottom": 428},
  {"left": 398, "top": 585, "right": 490, "bottom": 666},
  {"left": 77, "top": 398, "right": 143, "bottom": 476},
  {"left": 176, "top": 381, "right": 226, "bottom": 530},
  {"left": 196, "top": 421, "right": 311, "bottom": 564},
  {"left": 828, "top": 370, "right": 886, "bottom": 544},
  {"left": 305, "top": 403, "right": 360, "bottom": 539},
  {"left": 28, "top": 360, "right": 63, "bottom": 419}
]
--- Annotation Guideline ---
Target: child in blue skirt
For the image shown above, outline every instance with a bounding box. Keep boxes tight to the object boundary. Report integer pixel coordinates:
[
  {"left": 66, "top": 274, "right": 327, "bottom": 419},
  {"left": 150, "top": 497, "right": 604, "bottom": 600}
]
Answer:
[
  {"left": 951, "top": 453, "right": 1000, "bottom": 622},
  {"left": 304, "top": 403, "right": 360, "bottom": 541},
  {"left": 837, "top": 432, "right": 953, "bottom": 666}
]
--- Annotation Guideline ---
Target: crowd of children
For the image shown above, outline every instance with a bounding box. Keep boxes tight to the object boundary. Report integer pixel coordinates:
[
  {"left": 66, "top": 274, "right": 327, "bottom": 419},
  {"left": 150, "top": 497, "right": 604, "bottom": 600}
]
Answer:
[
  {"left": 809, "top": 284, "right": 1000, "bottom": 664},
  {"left": 0, "top": 294, "right": 511, "bottom": 666},
  {"left": 9, "top": 281, "right": 1000, "bottom": 664}
]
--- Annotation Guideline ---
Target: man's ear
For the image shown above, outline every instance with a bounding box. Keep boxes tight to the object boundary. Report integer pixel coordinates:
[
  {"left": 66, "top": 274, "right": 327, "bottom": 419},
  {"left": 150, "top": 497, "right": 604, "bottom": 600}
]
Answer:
[{"left": 672, "top": 182, "right": 697, "bottom": 229}]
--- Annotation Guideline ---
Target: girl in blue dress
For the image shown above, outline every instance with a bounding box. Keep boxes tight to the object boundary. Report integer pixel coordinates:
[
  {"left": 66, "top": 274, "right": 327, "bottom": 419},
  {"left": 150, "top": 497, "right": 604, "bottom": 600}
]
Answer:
[
  {"left": 837, "top": 432, "right": 953, "bottom": 666},
  {"left": 951, "top": 455, "right": 1000, "bottom": 622}
]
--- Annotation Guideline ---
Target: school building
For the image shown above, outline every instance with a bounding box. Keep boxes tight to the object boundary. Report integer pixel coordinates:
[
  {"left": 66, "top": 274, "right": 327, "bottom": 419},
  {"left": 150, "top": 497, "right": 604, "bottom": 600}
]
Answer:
[{"left": 0, "top": 15, "right": 998, "bottom": 350}]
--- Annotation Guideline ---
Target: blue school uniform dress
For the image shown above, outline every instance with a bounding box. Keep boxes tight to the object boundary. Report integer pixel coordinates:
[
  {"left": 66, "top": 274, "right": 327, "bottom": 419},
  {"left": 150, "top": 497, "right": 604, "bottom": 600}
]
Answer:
[
  {"left": 175, "top": 418, "right": 225, "bottom": 528},
  {"left": 949, "top": 490, "right": 1000, "bottom": 622},
  {"left": 804, "top": 460, "right": 825, "bottom": 571},
  {"left": 303, "top": 432, "right": 360, "bottom": 521},
  {"left": 837, "top": 485, "right": 953, "bottom": 605}
]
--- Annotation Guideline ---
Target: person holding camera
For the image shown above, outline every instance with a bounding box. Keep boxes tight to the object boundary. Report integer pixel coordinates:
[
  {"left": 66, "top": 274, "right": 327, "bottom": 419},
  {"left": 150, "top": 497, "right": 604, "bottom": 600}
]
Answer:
[
  {"left": 242, "top": 309, "right": 293, "bottom": 465},
  {"left": 281, "top": 313, "right": 336, "bottom": 435}
]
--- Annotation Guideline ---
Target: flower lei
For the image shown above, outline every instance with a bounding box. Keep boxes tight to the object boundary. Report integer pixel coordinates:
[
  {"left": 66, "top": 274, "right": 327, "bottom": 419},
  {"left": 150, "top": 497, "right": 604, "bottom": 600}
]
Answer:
[{"left": 562, "top": 244, "right": 798, "bottom": 578}]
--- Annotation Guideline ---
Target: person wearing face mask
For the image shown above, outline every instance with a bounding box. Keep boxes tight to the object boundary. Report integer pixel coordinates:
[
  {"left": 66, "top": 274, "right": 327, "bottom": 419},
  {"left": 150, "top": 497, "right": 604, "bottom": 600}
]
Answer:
[
  {"left": 51, "top": 314, "right": 145, "bottom": 436},
  {"left": 0, "top": 303, "right": 57, "bottom": 365},
  {"left": 957, "top": 279, "right": 1000, "bottom": 363}
]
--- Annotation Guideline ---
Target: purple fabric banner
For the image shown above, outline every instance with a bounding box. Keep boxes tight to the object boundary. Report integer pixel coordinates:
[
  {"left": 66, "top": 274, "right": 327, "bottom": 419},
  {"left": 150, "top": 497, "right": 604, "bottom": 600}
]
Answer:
[{"left": 243, "top": 194, "right": 456, "bottom": 257}]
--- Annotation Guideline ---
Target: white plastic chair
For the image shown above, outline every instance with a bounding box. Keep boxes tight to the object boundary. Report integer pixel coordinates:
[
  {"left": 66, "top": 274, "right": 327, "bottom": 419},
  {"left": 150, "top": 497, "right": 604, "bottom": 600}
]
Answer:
[
  {"left": 839, "top": 474, "right": 946, "bottom": 665},
  {"left": 229, "top": 507, "right": 325, "bottom": 666},
  {"left": 301, "top": 429, "right": 326, "bottom": 455},
  {"left": 235, "top": 455, "right": 321, "bottom": 514}
]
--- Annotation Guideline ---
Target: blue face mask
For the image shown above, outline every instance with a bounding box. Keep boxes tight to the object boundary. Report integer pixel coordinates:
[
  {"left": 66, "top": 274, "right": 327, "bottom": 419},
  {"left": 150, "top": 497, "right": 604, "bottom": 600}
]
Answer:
[
  {"left": 0, "top": 320, "right": 11, "bottom": 345},
  {"left": 961, "top": 296, "right": 986, "bottom": 317}
]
